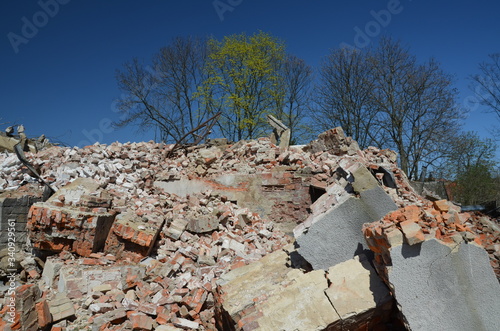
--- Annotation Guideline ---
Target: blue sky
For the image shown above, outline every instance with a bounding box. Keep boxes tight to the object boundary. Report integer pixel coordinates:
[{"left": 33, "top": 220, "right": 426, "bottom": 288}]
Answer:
[{"left": 1, "top": 0, "right": 499, "bottom": 148}]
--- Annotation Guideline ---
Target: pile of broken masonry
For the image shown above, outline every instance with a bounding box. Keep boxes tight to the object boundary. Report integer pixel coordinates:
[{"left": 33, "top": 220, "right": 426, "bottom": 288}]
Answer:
[{"left": 0, "top": 127, "right": 498, "bottom": 331}]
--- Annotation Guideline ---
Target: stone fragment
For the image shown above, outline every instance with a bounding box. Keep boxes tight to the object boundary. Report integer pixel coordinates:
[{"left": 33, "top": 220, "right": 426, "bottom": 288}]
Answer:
[
  {"left": 385, "top": 227, "right": 404, "bottom": 247},
  {"left": 186, "top": 212, "right": 219, "bottom": 234},
  {"left": 130, "top": 313, "right": 154, "bottom": 331},
  {"left": 89, "top": 302, "right": 114, "bottom": 314},
  {"left": 325, "top": 255, "right": 393, "bottom": 329},
  {"left": 172, "top": 317, "right": 200, "bottom": 329},
  {"left": 41, "top": 258, "right": 64, "bottom": 288},
  {"left": 399, "top": 220, "right": 425, "bottom": 245},
  {"left": 433, "top": 199, "right": 449, "bottom": 212},
  {"left": 92, "top": 284, "right": 112, "bottom": 293},
  {"left": 49, "top": 293, "right": 76, "bottom": 322},
  {"left": 255, "top": 269, "right": 340, "bottom": 330},
  {"left": 166, "top": 217, "right": 189, "bottom": 240}
]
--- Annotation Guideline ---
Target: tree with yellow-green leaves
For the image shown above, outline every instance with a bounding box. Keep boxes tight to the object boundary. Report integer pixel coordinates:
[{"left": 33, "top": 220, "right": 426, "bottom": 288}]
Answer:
[{"left": 198, "top": 32, "right": 287, "bottom": 141}]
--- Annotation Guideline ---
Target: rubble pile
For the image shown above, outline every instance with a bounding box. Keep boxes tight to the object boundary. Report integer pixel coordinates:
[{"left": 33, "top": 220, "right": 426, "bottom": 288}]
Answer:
[
  {"left": 363, "top": 200, "right": 500, "bottom": 280},
  {"left": 0, "top": 126, "right": 498, "bottom": 330},
  {"left": 363, "top": 200, "right": 500, "bottom": 330}
]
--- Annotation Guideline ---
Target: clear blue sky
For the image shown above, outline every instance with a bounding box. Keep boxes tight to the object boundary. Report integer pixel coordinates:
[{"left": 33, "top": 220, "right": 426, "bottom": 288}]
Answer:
[{"left": 1, "top": 0, "right": 499, "bottom": 148}]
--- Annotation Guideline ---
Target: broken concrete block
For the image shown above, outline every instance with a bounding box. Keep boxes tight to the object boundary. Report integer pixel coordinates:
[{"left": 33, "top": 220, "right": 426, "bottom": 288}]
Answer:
[
  {"left": 350, "top": 163, "right": 399, "bottom": 221},
  {"left": 215, "top": 247, "right": 296, "bottom": 328},
  {"left": 49, "top": 293, "right": 76, "bottom": 323},
  {"left": 295, "top": 163, "right": 397, "bottom": 270},
  {"left": 399, "top": 220, "right": 425, "bottom": 245},
  {"left": 382, "top": 239, "right": 500, "bottom": 331},
  {"left": 253, "top": 269, "right": 339, "bottom": 330},
  {"left": 296, "top": 196, "right": 372, "bottom": 269},
  {"left": 215, "top": 246, "right": 394, "bottom": 330},
  {"left": 41, "top": 257, "right": 64, "bottom": 288},
  {"left": 325, "top": 255, "right": 393, "bottom": 329},
  {"left": 166, "top": 217, "right": 189, "bottom": 240},
  {"left": 186, "top": 212, "right": 219, "bottom": 233}
]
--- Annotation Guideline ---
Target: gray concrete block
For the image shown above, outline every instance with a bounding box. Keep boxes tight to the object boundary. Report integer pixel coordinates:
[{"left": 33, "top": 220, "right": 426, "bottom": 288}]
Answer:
[
  {"left": 388, "top": 239, "right": 500, "bottom": 331},
  {"left": 295, "top": 163, "right": 397, "bottom": 270},
  {"left": 296, "top": 191, "right": 396, "bottom": 270},
  {"left": 360, "top": 186, "right": 398, "bottom": 221},
  {"left": 296, "top": 196, "right": 373, "bottom": 269}
]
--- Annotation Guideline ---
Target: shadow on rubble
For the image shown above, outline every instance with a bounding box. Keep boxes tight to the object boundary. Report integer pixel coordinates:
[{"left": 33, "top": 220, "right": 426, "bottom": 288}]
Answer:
[
  {"left": 360, "top": 250, "right": 407, "bottom": 331},
  {"left": 289, "top": 242, "right": 313, "bottom": 271},
  {"left": 354, "top": 242, "right": 374, "bottom": 263},
  {"left": 401, "top": 242, "right": 422, "bottom": 258}
]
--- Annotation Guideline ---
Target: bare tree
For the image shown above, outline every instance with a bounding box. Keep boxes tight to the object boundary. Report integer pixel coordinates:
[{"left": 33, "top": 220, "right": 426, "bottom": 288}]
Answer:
[
  {"left": 275, "top": 54, "right": 314, "bottom": 144},
  {"left": 470, "top": 53, "right": 500, "bottom": 121},
  {"left": 315, "top": 37, "right": 462, "bottom": 179},
  {"left": 315, "top": 48, "right": 378, "bottom": 148},
  {"left": 114, "top": 37, "right": 209, "bottom": 143},
  {"left": 369, "top": 38, "right": 462, "bottom": 178}
]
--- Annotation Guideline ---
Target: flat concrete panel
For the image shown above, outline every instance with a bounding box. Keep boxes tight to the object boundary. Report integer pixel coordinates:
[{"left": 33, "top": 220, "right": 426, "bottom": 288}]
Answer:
[
  {"left": 296, "top": 196, "right": 373, "bottom": 270},
  {"left": 388, "top": 239, "right": 500, "bottom": 331},
  {"left": 360, "top": 186, "right": 398, "bottom": 221}
]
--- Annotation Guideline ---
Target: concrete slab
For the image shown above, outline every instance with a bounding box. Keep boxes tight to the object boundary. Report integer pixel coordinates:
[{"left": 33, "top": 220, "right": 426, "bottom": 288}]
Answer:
[
  {"left": 388, "top": 239, "right": 500, "bottom": 331},
  {"left": 296, "top": 196, "right": 373, "bottom": 269},
  {"left": 295, "top": 164, "right": 397, "bottom": 270},
  {"left": 325, "top": 255, "right": 392, "bottom": 322}
]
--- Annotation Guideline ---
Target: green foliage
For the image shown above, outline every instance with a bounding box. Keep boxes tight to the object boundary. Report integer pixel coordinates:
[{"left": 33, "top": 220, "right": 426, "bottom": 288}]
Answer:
[
  {"left": 441, "top": 131, "right": 498, "bottom": 205},
  {"left": 198, "top": 31, "right": 287, "bottom": 141},
  {"left": 452, "top": 164, "right": 496, "bottom": 205}
]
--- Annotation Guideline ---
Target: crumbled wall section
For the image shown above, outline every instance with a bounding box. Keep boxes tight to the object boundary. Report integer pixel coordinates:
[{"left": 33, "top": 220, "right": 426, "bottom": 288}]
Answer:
[
  {"left": 0, "top": 185, "right": 43, "bottom": 247},
  {"left": 27, "top": 178, "right": 116, "bottom": 257},
  {"left": 155, "top": 171, "right": 314, "bottom": 233}
]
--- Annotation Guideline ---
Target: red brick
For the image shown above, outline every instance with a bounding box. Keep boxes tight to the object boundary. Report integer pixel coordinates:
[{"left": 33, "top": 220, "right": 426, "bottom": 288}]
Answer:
[{"left": 36, "top": 299, "right": 52, "bottom": 327}]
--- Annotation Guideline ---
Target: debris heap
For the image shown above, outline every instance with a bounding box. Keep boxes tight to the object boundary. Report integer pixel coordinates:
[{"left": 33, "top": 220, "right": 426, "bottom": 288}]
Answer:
[{"left": 0, "top": 127, "right": 498, "bottom": 330}]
